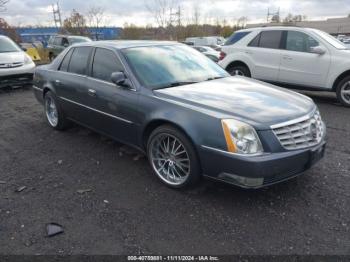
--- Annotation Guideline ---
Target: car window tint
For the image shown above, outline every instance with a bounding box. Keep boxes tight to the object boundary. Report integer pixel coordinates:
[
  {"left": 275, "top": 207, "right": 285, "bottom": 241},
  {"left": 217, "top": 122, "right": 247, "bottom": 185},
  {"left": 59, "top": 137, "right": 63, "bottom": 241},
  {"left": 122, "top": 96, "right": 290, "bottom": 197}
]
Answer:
[
  {"left": 248, "top": 33, "right": 261, "bottom": 47},
  {"left": 258, "top": 31, "right": 282, "bottom": 49},
  {"left": 59, "top": 48, "right": 74, "bottom": 72},
  {"left": 225, "top": 31, "right": 251, "bottom": 46},
  {"left": 92, "top": 48, "right": 124, "bottom": 82},
  {"left": 68, "top": 47, "right": 92, "bottom": 75},
  {"left": 286, "top": 31, "right": 319, "bottom": 52}
]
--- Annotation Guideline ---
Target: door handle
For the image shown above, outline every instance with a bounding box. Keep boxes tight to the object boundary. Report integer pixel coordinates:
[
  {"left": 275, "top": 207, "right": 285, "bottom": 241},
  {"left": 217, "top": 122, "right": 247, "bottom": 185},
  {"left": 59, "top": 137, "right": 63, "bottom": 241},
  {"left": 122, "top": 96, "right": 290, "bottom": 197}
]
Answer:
[
  {"left": 55, "top": 80, "right": 61, "bottom": 85},
  {"left": 88, "top": 89, "right": 97, "bottom": 97},
  {"left": 282, "top": 55, "right": 292, "bottom": 60}
]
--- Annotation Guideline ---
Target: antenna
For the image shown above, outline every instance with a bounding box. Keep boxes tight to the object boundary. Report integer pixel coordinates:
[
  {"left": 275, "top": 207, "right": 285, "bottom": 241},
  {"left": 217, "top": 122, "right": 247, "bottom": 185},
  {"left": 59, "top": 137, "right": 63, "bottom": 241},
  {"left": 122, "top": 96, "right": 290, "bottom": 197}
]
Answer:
[{"left": 52, "top": 2, "right": 62, "bottom": 28}]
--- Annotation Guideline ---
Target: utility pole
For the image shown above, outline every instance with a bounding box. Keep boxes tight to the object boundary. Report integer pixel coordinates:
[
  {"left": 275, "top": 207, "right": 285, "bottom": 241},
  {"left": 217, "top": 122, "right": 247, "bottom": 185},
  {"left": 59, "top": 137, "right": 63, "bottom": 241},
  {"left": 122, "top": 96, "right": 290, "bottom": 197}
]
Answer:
[
  {"left": 267, "top": 7, "right": 280, "bottom": 23},
  {"left": 52, "top": 2, "right": 62, "bottom": 28}
]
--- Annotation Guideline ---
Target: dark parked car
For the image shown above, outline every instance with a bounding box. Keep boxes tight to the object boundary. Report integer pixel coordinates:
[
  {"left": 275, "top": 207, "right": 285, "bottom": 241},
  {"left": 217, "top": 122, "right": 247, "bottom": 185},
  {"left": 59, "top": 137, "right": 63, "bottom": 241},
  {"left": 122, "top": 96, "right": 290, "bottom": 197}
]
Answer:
[
  {"left": 47, "top": 35, "right": 92, "bottom": 61},
  {"left": 33, "top": 41, "right": 326, "bottom": 189}
]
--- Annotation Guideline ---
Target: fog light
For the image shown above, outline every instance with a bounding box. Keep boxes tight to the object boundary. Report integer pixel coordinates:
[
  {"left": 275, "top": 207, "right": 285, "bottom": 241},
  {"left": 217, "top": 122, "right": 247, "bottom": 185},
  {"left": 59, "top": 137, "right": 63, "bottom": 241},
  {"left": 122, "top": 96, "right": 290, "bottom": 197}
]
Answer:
[{"left": 219, "top": 173, "right": 264, "bottom": 188}]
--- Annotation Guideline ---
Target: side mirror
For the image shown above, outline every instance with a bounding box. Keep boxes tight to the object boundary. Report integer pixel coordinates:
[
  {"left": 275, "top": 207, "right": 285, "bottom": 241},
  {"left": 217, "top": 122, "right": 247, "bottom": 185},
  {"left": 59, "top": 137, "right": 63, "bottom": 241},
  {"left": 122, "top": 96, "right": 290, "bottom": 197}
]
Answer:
[
  {"left": 111, "top": 72, "right": 132, "bottom": 88},
  {"left": 310, "top": 46, "right": 326, "bottom": 55}
]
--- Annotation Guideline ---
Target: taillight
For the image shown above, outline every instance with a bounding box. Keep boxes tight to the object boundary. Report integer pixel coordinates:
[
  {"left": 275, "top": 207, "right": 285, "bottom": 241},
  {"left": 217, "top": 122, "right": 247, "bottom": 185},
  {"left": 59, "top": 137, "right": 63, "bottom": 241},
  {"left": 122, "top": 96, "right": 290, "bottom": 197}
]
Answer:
[{"left": 219, "top": 52, "right": 226, "bottom": 61}]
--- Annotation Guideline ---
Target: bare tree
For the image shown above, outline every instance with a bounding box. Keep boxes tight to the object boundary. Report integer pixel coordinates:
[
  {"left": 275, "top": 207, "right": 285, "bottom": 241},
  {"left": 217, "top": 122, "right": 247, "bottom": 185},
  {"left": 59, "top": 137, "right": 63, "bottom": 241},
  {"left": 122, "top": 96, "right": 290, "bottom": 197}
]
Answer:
[
  {"left": 0, "top": 0, "right": 9, "bottom": 12},
  {"left": 87, "top": 6, "right": 105, "bottom": 40},
  {"left": 145, "top": 0, "right": 178, "bottom": 28},
  {"left": 192, "top": 3, "right": 201, "bottom": 25}
]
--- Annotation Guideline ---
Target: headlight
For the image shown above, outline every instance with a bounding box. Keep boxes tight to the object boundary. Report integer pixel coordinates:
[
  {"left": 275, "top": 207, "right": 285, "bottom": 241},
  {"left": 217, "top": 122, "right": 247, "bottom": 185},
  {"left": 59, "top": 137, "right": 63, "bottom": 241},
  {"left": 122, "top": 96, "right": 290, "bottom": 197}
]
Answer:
[
  {"left": 24, "top": 54, "right": 33, "bottom": 65},
  {"left": 221, "top": 119, "right": 263, "bottom": 155}
]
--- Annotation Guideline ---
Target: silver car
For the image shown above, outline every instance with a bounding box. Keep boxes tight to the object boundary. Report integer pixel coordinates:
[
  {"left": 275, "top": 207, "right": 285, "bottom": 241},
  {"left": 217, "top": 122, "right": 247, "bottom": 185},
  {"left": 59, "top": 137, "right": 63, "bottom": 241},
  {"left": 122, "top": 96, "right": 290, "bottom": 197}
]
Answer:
[{"left": 0, "top": 35, "right": 35, "bottom": 89}]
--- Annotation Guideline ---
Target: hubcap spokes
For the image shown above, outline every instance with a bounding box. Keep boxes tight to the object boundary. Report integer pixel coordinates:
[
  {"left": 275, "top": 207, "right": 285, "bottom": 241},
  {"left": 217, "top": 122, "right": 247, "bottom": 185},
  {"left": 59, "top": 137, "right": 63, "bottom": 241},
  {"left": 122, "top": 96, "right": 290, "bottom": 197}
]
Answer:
[
  {"left": 150, "top": 134, "right": 190, "bottom": 186},
  {"left": 233, "top": 70, "right": 244, "bottom": 76},
  {"left": 341, "top": 81, "right": 350, "bottom": 103},
  {"left": 45, "top": 97, "right": 58, "bottom": 127}
]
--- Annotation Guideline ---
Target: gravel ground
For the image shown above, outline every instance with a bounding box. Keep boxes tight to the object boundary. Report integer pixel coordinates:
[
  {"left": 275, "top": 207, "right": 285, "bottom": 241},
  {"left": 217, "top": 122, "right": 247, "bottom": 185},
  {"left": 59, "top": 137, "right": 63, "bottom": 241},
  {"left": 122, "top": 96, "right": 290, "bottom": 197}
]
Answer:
[{"left": 0, "top": 88, "right": 349, "bottom": 255}]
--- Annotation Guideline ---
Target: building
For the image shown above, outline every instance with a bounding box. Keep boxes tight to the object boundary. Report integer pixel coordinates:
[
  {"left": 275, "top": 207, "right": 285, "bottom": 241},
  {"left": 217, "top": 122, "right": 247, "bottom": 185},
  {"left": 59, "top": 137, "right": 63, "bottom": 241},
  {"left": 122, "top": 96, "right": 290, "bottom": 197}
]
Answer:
[
  {"left": 246, "top": 17, "right": 350, "bottom": 35},
  {"left": 13, "top": 27, "right": 123, "bottom": 45}
]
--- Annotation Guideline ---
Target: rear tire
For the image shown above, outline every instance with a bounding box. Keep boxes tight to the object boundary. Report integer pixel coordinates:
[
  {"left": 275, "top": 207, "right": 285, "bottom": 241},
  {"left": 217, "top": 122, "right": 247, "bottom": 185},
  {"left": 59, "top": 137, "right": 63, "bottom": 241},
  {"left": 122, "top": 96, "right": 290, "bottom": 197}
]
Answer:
[
  {"left": 228, "top": 65, "right": 251, "bottom": 77},
  {"left": 147, "top": 125, "right": 201, "bottom": 189},
  {"left": 336, "top": 76, "right": 350, "bottom": 107},
  {"left": 44, "top": 91, "right": 69, "bottom": 130}
]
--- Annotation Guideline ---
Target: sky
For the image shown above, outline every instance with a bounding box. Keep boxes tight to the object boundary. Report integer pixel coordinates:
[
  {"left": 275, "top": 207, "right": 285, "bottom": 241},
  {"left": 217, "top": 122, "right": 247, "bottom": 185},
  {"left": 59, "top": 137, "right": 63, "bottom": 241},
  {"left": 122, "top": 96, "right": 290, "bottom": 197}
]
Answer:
[{"left": 1, "top": 0, "right": 350, "bottom": 27}]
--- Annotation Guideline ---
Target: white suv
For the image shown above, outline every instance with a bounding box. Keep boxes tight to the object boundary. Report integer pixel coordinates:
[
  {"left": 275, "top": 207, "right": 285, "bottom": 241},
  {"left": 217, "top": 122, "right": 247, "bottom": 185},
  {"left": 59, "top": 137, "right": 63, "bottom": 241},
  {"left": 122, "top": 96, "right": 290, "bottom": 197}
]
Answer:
[
  {"left": 0, "top": 35, "right": 35, "bottom": 89},
  {"left": 219, "top": 27, "right": 350, "bottom": 107}
]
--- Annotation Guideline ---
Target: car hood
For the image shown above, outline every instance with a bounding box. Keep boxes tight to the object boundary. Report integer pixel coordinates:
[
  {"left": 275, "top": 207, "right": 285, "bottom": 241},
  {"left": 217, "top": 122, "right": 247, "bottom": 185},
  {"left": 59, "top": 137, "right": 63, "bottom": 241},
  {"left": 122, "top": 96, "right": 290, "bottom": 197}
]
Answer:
[
  {"left": 154, "top": 77, "right": 316, "bottom": 130},
  {"left": 0, "top": 51, "right": 25, "bottom": 64}
]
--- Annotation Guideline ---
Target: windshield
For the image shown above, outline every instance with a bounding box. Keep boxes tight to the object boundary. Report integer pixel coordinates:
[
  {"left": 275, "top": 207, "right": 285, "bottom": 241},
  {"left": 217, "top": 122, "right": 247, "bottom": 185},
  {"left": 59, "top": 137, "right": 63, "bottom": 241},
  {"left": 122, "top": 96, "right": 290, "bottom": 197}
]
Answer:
[
  {"left": 69, "top": 37, "right": 92, "bottom": 44},
  {"left": 122, "top": 45, "right": 229, "bottom": 89},
  {"left": 0, "top": 37, "right": 21, "bottom": 53},
  {"left": 312, "top": 29, "right": 347, "bottom": 49}
]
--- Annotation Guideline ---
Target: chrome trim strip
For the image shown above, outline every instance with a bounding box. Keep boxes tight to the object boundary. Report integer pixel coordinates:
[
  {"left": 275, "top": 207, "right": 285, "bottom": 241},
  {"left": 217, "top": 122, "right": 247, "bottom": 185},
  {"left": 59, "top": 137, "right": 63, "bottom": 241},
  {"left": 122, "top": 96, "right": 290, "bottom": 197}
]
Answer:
[
  {"left": 59, "top": 96, "right": 133, "bottom": 124},
  {"left": 32, "top": 85, "right": 43, "bottom": 92},
  {"left": 270, "top": 108, "right": 317, "bottom": 129},
  {"left": 201, "top": 145, "right": 265, "bottom": 157}
]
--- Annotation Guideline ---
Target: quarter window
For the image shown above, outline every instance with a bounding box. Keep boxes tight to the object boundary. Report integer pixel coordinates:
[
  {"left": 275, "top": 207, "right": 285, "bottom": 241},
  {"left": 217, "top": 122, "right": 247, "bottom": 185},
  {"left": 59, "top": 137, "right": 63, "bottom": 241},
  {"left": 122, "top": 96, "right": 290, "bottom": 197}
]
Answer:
[
  {"left": 285, "top": 31, "right": 319, "bottom": 52},
  {"left": 59, "top": 48, "right": 74, "bottom": 72},
  {"left": 225, "top": 31, "right": 251, "bottom": 46},
  {"left": 68, "top": 47, "right": 92, "bottom": 75},
  {"left": 92, "top": 48, "right": 124, "bottom": 83}
]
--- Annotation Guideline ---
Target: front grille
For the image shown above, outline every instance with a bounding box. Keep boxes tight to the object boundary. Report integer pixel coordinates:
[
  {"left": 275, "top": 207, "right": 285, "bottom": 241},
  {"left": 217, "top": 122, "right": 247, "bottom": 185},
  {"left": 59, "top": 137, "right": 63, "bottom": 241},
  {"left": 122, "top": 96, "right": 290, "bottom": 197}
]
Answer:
[
  {"left": 0, "top": 73, "right": 33, "bottom": 88},
  {"left": 0, "top": 62, "right": 24, "bottom": 69},
  {"left": 272, "top": 110, "right": 325, "bottom": 151}
]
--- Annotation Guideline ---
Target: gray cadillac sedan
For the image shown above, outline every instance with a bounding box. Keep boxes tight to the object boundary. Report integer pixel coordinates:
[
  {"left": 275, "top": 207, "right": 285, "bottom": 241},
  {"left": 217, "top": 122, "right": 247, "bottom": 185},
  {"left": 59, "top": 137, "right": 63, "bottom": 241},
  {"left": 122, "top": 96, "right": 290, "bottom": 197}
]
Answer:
[{"left": 33, "top": 41, "right": 326, "bottom": 189}]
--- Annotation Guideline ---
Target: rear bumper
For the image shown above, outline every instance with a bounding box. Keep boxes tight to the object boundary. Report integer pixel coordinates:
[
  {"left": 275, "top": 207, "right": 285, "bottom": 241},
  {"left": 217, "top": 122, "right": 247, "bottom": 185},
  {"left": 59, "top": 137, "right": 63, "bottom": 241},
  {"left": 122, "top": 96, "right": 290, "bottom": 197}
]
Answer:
[
  {"left": 0, "top": 73, "right": 33, "bottom": 88},
  {"left": 199, "top": 141, "right": 326, "bottom": 189}
]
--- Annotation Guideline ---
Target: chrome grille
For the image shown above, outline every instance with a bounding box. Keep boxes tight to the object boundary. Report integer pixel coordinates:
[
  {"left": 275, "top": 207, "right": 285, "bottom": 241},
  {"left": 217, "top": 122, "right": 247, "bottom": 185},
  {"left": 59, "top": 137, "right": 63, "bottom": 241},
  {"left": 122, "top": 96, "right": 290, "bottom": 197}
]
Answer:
[
  {"left": 272, "top": 110, "right": 325, "bottom": 150},
  {"left": 0, "top": 62, "right": 24, "bottom": 69}
]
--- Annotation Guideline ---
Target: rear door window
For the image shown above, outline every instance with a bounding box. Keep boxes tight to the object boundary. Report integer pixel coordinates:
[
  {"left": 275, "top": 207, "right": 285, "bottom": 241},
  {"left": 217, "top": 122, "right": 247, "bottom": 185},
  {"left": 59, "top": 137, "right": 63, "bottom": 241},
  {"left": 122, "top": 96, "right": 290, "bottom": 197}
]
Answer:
[
  {"left": 225, "top": 31, "right": 251, "bottom": 46},
  {"left": 92, "top": 48, "right": 124, "bottom": 83},
  {"left": 258, "top": 31, "right": 283, "bottom": 49},
  {"left": 67, "top": 47, "right": 92, "bottom": 75}
]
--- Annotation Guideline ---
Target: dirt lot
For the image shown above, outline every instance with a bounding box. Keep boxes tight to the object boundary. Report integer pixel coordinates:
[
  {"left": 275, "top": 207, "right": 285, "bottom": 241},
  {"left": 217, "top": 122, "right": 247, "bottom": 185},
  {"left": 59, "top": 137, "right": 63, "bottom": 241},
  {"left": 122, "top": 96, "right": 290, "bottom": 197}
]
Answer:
[{"left": 0, "top": 88, "right": 349, "bottom": 255}]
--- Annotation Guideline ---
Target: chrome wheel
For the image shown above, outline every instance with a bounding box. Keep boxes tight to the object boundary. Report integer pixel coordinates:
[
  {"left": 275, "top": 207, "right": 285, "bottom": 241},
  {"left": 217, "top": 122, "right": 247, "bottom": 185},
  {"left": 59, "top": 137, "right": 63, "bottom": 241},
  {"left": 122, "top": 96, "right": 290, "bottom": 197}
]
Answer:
[
  {"left": 232, "top": 69, "right": 245, "bottom": 76},
  {"left": 149, "top": 134, "right": 191, "bottom": 186},
  {"left": 341, "top": 81, "right": 350, "bottom": 104},
  {"left": 45, "top": 96, "right": 58, "bottom": 127}
]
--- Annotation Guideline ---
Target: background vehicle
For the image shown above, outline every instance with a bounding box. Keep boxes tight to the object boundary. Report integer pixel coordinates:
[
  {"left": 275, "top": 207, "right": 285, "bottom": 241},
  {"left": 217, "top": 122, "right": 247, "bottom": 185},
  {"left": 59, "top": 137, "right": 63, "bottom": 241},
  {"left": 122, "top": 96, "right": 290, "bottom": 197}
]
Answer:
[
  {"left": 192, "top": 46, "right": 220, "bottom": 62},
  {"left": 185, "top": 36, "right": 223, "bottom": 47},
  {"left": 0, "top": 35, "right": 35, "bottom": 89},
  {"left": 47, "top": 35, "right": 92, "bottom": 61},
  {"left": 219, "top": 27, "right": 350, "bottom": 107},
  {"left": 33, "top": 41, "right": 325, "bottom": 190}
]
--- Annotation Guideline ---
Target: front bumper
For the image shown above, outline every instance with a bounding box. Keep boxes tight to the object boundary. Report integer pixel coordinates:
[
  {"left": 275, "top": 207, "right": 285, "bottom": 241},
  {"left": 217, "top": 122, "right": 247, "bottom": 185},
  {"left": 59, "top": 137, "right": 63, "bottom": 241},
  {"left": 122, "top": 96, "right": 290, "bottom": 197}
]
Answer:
[
  {"left": 0, "top": 63, "right": 35, "bottom": 88},
  {"left": 0, "top": 73, "right": 34, "bottom": 88},
  {"left": 200, "top": 141, "right": 326, "bottom": 189}
]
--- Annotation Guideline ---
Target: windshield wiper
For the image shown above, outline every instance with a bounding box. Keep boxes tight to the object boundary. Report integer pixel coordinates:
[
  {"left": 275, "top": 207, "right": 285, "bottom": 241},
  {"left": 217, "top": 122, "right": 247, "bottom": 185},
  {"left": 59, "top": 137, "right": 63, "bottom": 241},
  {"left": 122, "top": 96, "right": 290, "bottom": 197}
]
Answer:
[
  {"left": 154, "top": 81, "right": 199, "bottom": 90},
  {"left": 205, "top": 76, "right": 226, "bottom": 81}
]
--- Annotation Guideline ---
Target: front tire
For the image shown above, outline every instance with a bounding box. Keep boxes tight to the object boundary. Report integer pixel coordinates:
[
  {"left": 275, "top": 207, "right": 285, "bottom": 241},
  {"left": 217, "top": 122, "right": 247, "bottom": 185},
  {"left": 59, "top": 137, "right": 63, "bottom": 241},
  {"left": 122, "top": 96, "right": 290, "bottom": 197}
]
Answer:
[
  {"left": 228, "top": 65, "right": 251, "bottom": 77},
  {"left": 44, "top": 91, "right": 69, "bottom": 130},
  {"left": 336, "top": 76, "right": 350, "bottom": 107},
  {"left": 147, "top": 125, "right": 201, "bottom": 189}
]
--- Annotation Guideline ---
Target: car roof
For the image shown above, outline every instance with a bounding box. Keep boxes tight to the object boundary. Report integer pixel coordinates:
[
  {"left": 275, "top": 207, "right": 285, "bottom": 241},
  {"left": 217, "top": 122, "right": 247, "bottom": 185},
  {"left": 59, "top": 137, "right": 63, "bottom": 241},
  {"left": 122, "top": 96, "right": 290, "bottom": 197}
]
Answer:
[
  {"left": 72, "top": 40, "right": 180, "bottom": 50},
  {"left": 239, "top": 26, "right": 316, "bottom": 32}
]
